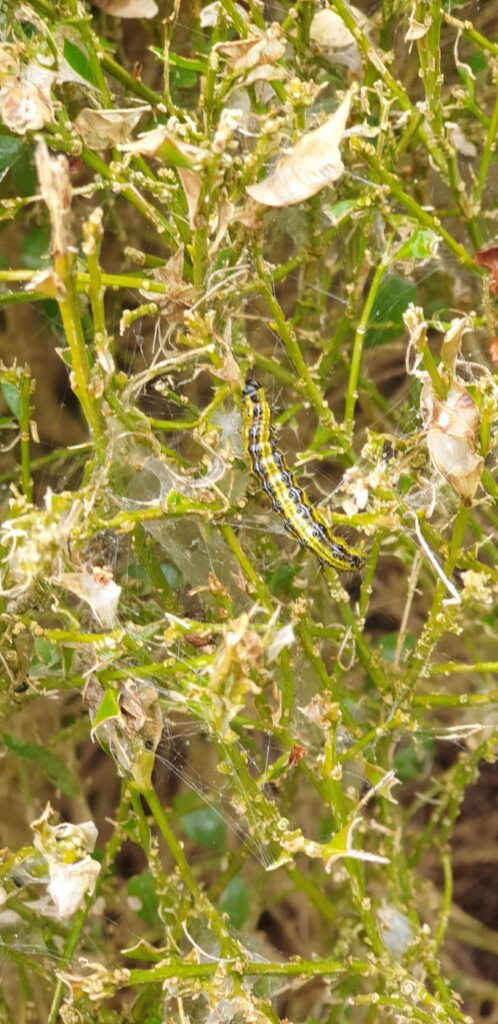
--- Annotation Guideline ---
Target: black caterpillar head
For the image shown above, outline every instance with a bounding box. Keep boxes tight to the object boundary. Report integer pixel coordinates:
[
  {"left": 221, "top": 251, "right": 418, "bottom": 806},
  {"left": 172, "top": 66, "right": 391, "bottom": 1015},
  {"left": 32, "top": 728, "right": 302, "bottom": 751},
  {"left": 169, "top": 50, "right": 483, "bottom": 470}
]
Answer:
[{"left": 243, "top": 378, "right": 261, "bottom": 400}]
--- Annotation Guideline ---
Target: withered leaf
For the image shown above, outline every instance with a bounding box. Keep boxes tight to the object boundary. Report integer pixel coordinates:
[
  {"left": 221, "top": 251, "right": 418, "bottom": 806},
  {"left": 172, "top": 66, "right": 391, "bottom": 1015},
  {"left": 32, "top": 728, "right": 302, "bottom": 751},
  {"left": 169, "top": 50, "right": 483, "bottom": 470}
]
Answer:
[
  {"left": 421, "top": 381, "right": 484, "bottom": 504},
  {"left": 35, "top": 140, "right": 72, "bottom": 254},
  {"left": 246, "top": 91, "right": 351, "bottom": 208},
  {"left": 119, "top": 125, "right": 205, "bottom": 167},
  {"left": 75, "top": 107, "right": 147, "bottom": 149},
  {"left": 475, "top": 245, "right": 498, "bottom": 294},
  {"left": 92, "top": 0, "right": 158, "bottom": 16},
  {"left": 0, "top": 80, "right": 53, "bottom": 134}
]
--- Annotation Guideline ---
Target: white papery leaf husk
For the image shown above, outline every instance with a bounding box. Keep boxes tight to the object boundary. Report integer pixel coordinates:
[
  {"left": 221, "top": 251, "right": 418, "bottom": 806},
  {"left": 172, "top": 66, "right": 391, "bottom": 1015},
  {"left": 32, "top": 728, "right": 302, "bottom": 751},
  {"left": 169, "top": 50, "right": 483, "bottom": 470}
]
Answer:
[
  {"left": 75, "top": 107, "right": 147, "bottom": 149},
  {"left": 310, "top": 8, "right": 356, "bottom": 49},
  {"left": 246, "top": 91, "right": 351, "bottom": 207},
  {"left": 92, "top": 0, "right": 158, "bottom": 16}
]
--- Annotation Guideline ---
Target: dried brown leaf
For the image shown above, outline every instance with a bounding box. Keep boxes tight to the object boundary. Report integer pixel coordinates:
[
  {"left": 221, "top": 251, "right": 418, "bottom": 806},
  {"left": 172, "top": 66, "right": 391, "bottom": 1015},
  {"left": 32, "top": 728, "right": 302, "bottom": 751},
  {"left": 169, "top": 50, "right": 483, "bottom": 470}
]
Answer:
[
  {"left": 92, "top": 0, "right": 158, "bottom": 16},
  {"left": 421, "top": 381, "right": 483, "bottom": 503},
  {"left": 75, "top": 107, "right": 147, "bottom": 149},
  {"left": 0, "top": 79, "right": 53, "bottom": 134},
  {"left": 446, "top": 121, "right": 477, "bottom": 157},
  {"left": 246, "top": 91, "right": 351, "bottom": 208},
  {"left": 475, "top": 245, "right": 498, "bottom": 294},
  {"left": 310, "top": 9, "right": 357, "bottom": 49},
  {"left": 141, "top": 247, "right": 196, "bottom": 319},
  {"left": 0, "top": 46, "right": 20, "bottom": 84},
  {"left": 489, "top": 337, "right": 498, "bottom": 366},
  {"left": 310, "top": 8, "right": 367, "bottom": 73},
  {"left": 200, "top": 0, "right": 247, "bottom": 27},
  {"left": 405, "top": 15, "right": 429, "bottom": 41},
  {"left": 216, "top": 24, "right": 285, "bottom": 74},
  {"left": 35, "top": 140, "right": 72, "bottom": 254},
  {"left": 177, "top": 167, "right": 202, "bottom": 227},
  {"left": 245, "top": 63, "right": 287, "bottom": 85},
  {"left": 119, "top": 125, "right": 205, "bottom": 165}
]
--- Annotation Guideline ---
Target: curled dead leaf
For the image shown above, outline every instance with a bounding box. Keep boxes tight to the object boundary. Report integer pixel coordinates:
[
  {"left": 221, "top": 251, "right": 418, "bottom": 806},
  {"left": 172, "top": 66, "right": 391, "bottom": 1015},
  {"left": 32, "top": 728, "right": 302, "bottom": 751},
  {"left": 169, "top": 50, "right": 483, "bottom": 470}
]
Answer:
[
  {"left": 200, "top": 0, "right": 247, "bottom": 27},
  {"left": 440, "top": 316, "right": 473, "bottom": 377},
  {"left": 92, "top": 0, "right": 158, "bottom": 16},
  {"left": 246, "top": 91, "right": 351, "bottom": 208},
  {"left": 35, "top": 140, "right": 72, "bottom": 254},
  {"left": 489, "top": 337, "right": 498, "bottom": 366},
  {"left": 84, "top": 677, "right": 163, "bottom": 787},
  {"left": 288, "top": 744, "right": 306, "bottom": 768},
  {"left": 57, "top": 568, "right": 121, "bottom": 628},
  {"left": 0, "top": 79, "right": 53, "bottom": 134},
  {"left": 310, "top": 8, "right": 367, "bottom": 73},
  {"left": 421, "top": 380, "right": 484, "bottom": 504},
  {"left": 216, "top": 24, "right": 286, "bottom": 74},
  {"left": 0, "top": 46, "right": 20, "bottom": 84},
  {"left": 140, "top": 247, "right": 196, "bottom": 319},
  {"left": 405, "top": 15, "right": 429, "bottom": 41},
  {"left": 119, "top": 125, "right": 205, "bottom": 167},
  {"left": 245, "top": 63, "right": 287, "bottom": 85},
  {"left": 31, "top": 804, "right": 101, "bottom": 920},
  {"left": 75, "top": 107, "right": 147, "bottom": 149},
  {"left": 446, "top": 122, "right": 477, "bottom": 157},
  {"left": 310, "top": 9, "right": 357, "bottom": 49},
  {"left": 178, "top": 167, "right": 201, "bottom": 227},
  {"left": 475, "top": 245, "right": 498, "bottom": 294},
  {"left": 24, "top": 269, "right": 61, "bottom": 299}
]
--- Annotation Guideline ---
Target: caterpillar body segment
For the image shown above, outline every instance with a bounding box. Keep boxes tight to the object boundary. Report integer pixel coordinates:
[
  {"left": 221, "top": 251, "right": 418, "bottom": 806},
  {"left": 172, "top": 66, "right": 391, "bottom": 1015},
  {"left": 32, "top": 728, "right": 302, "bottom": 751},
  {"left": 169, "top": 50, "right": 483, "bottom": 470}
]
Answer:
[{"left": 242, "top": 379, "right": 364, "bottom": 573}]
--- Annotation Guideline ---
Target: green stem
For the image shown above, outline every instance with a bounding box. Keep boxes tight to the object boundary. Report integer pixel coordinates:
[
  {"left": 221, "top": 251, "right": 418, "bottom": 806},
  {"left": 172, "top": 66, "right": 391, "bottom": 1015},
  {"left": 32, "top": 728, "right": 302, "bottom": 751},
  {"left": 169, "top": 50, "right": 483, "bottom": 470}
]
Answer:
[
  {"left": 129, "top": 956, "right": 371, "bottom": 984},
  {"left": 344, "top": 259, "right": 389, "bottom": 433},
  {"left": 102, "top": 53, "right": 162, "bottom": 105},
  {"left": 219, "top": 524, "right": 273, "bottom": 608},
  {"left": 83, "top": 207, "right": 112, "bottom": 357},
  {"left": 408, "top": 505, "right": 468, "bottom": 684},
  {"left": 416, "top": 1, "right": 443, "bottom": 138},
  {"left": 53, "top": 251, "right": 105, "bottom": 452},
  {"left": 353, "top": 141, "right": 482, "bottom": 274},
  {"left": 141, "top": 785, "right": 237, "bottom": 956},
  {"left": 19, "top": 369, "right": 33, "bottom": 503},
  {"left": 46, "top": 908, "right": 87, "bottom": 1024},
  {"left": 252, "top": 246, "right": 340, "bottom": 434}
]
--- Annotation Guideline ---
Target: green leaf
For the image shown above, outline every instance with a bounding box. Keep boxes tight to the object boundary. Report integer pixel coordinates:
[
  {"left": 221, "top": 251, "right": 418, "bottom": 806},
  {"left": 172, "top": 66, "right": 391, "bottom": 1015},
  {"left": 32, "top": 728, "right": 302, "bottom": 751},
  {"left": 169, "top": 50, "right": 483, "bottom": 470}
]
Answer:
[
  {"left": 0, "top": 135, "right": 23, "bottom": 182},
  {"left": 127, "top": 870, "right": 159, "bottom": 926},
  {"left": 150, "top": 47, "right": 208, "bottom": 74},
  {"left": 365, "top": 274, "right": 417, "bottom": 348},
  {"left": 269, "top": 562, "right": 299, "bottom": 598},
  {"left": 11, "top": 146, "right": 37, "bottom": 197},
  {"left": 155, "top": 138, "right": 195, "bottom": 168},
  {"left": 92, "top": 687, "right": 121, "bottom": 728},
  {"left": 30, "top": 638, "right": 63, "bottom": 673},
  {"left": 1, "top": 733, "right": 79, "bottom": 797},
  {"left": 160, "top": 562, "right": 183, "bottom": 589},
  {"left": 376, "top": 632, "right": 415, "bottom": 663},
  {"left": 395, "top": 736, "right": 434, "bottom": 783},
  {"left": 171, "top": 66, "right": 198, "bottom": 91},
  {"left": 21, "top": 223, "right": 51, "bottom": 270},
  {"left": 468, "top": 51, "right": 487, "bottom": 74},
  {"left": 218, "top": 876, "right": 251, "bottom": 929},
  {"left": 180, "top": 806, "right": 225, "bottom": 851},
  {"left": 63, "top": 39, "right": 97, "bottom": 85},
  {"left": 324, "top": 199, "right": 358, "bottom": 225},
  {"left": 0, "top": 381, "right": 21, "bottom": 419},
  {"left": 394, "top": 229, "right": 438, "bottom": 262}
]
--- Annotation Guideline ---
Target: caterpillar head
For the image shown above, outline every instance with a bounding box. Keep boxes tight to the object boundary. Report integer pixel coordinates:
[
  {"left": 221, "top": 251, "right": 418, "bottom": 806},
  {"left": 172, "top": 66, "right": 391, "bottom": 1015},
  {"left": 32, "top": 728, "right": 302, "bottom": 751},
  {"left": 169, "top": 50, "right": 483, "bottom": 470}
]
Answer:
[{"left": 243, "top": 378, "right": 262, "bottom": 400}]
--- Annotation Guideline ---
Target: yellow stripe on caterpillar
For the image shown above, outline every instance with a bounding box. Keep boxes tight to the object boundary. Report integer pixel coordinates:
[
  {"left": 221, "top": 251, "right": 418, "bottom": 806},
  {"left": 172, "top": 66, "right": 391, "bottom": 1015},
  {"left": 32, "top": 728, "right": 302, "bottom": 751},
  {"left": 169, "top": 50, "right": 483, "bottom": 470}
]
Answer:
[{"left": 242, "top": 378, "right": 365, "bottom": 573}]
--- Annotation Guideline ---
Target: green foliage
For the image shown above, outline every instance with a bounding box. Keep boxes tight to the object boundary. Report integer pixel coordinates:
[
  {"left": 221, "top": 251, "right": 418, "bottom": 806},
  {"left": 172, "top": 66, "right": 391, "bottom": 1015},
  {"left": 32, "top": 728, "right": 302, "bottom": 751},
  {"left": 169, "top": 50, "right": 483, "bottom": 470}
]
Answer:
[
  {"left": 1, "top": 732, "right": 79, "bottom": 796},
  {"left": 218, "top": 875, "right": 251, "bottom": 928},
  {"left": 179, "top": 804, "right": 226, "bottom": 852}
]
